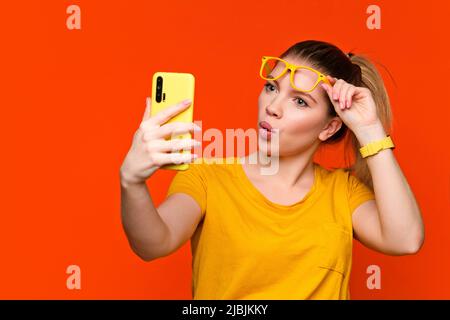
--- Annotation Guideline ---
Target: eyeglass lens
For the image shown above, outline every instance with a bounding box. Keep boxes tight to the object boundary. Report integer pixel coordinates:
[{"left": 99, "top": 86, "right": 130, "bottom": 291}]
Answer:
[{"left": 262, "top": 58, "right": 319, "bottom": 91}]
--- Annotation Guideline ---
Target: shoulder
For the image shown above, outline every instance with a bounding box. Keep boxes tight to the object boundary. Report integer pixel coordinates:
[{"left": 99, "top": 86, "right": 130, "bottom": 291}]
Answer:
[
  {"left": 316, "top": 164, "right": 373, "bottom": 200},
  {"left": 315, "top": 164, "right": 368, "bottom": 197},
  {"left": 315, "top": 163, "right": 352, "bottom": 186}
]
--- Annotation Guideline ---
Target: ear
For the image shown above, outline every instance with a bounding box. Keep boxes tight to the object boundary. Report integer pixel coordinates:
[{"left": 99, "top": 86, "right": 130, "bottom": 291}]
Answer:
[{"left": 319, "top": 116, "right": 342, "bottom": 141}]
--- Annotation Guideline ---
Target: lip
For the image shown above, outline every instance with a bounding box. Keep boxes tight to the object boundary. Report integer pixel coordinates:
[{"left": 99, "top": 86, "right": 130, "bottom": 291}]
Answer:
[
  {"left": 259, "top": 121, "right": 275, "bottom": 140},
  {"left": 259, "top": 121, "right": 273, "bottom": 132}
]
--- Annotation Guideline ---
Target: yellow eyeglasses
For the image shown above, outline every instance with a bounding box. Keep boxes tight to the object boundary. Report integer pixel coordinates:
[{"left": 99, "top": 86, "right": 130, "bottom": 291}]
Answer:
[{"left": 259, "top": 56, "right": 331, "bottom": 93}]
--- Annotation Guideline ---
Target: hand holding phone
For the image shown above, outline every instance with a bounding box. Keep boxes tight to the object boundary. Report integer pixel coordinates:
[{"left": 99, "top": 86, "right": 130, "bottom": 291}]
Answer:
[{"left": 120, "top": 97, "right": 201, "bottom": 186}]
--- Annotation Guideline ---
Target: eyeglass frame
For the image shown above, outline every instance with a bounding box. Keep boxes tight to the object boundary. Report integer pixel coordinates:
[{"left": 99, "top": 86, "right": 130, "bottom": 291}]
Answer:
[{"left": 259, "top": 55, "right": 331, "bottom": 93}]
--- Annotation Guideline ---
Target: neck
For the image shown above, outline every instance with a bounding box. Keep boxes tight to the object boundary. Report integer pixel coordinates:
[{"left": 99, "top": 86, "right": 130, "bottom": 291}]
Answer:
[{"left": 242, "top": 150, "right": 316, "bottom": 189}]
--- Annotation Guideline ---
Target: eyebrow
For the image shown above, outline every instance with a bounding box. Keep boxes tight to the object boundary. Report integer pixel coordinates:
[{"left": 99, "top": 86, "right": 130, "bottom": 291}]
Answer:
[{"left": 267, "top": 77, "right": 318, "bottom": 104}]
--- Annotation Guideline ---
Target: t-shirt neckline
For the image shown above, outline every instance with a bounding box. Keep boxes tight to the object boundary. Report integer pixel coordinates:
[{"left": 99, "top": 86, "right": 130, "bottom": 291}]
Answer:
[{"left": 233, "top": 156, "right": 320, "bottom": 211}]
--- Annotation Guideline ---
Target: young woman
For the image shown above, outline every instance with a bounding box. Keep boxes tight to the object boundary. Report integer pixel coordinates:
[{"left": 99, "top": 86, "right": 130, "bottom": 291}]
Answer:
[{"left": 119, "top": 40, "right": 424, "bottom": 299}]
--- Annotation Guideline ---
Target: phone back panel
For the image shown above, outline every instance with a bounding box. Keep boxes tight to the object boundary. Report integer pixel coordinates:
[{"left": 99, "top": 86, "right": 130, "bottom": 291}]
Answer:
[{"left": 151, "top": 72, "right": 195, "bottom": 171}]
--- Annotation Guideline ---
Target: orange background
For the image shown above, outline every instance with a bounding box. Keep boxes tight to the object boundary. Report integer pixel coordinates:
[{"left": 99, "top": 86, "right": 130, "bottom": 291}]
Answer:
[{"left": 1, "top": 0, "right": 449, "bottom": 299}]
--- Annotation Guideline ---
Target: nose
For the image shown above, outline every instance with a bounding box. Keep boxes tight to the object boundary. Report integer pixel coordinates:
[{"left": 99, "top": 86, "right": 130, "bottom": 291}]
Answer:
[{"left": 265, "top": 98, "right": 283, "bottom": 118}]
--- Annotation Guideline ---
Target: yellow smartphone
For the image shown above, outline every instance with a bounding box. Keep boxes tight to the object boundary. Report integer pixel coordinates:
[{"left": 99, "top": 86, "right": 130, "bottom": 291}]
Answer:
[{"left": 151, "top": 72, "right": 195, "bottom": 171}]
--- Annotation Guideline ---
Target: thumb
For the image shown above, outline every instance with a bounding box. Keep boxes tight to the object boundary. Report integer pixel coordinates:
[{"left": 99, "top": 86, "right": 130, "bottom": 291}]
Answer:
[{"left": 142, "top": 97, "right": 152, "bottom": 122}]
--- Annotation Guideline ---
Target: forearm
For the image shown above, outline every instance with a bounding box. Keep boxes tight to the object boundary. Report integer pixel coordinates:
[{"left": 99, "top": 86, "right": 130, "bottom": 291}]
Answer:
[
  {"left": 354, "top": 122, "right": 424, "bottom": 252},
  {"left": 120, "top": 175, "right": 170, "bottom": 261}
]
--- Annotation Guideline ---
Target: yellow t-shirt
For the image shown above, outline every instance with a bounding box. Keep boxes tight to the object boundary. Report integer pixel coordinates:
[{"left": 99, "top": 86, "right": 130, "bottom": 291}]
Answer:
[{"left": 166, "top": 157, "right": 375, "bottom": 300}]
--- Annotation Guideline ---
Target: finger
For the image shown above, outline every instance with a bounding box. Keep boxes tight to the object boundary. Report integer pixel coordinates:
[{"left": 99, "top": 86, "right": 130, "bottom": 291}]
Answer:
[
  {"left": 339, "top": 84, "right": 351, "bottom": 110},
  {"left": 326, "top": 75, "right": 337, "bottom": 86},
  {"left": 142, "top": 121, "right": 201, "bottom": 141},
  {"left": 322, "top": 76, "right": 337, "bottom": 98},
  {"left": 142, "top": 97, "right": 152, "bottom": 122},
  {"left": 331, "top": 79, "right": 344, "bottom": 102},
  {"left": 147, "top": 99, "right": 192, "bottom": 127},
  {"left": 152, "top": 152, "right": 198, "bottom": 166},
  {"left": 345, "top": 86, "right": 356, "bottom": 109},
  {"left": 158, "top": 138, "right": 201, "bottom": 153},
  {"left": 154, "top": 122, "right": 201, "bottom": 139},
  {"left": 320, "top": 83, "right": 335, "bottom": 105},
  {"left": 321, "top": 82, "right": 342, "bottom": 115}
]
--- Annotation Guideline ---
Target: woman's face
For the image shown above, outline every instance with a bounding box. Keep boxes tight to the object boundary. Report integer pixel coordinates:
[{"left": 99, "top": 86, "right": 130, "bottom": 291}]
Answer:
[{"left": 257, "top": 55, "right": 342, "bottom": 157}]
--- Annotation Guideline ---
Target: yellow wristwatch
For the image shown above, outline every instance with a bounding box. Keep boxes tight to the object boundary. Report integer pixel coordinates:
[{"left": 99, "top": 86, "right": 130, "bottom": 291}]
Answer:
[{"left": 359, "top": 135, "right": 395, "bottom": 158}]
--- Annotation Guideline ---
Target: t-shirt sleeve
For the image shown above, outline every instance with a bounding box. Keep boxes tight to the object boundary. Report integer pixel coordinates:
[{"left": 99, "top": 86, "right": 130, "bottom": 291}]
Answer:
[
  {"left": 166, "top": 161, "right": 207, "bottom": 216},
  {"left": 347, "top": 173, "right": 375, "bottom": 214}
]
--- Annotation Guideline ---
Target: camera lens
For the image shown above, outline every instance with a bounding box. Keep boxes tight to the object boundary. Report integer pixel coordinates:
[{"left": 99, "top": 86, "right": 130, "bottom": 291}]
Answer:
[
  {"left": 156, "top": 76, "right": 163, "bottom": 102},
  {"left": 156, "top": 76, "right": 163, "bottom": 103}
]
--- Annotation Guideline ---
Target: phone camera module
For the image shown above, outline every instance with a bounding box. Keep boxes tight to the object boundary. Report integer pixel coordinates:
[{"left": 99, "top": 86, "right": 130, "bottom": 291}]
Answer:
[{"left": 156, "top": 76, "right": 163, "bottom": 103}]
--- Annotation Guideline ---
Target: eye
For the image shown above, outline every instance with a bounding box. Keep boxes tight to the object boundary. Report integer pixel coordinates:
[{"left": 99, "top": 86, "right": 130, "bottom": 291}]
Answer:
[
  {"left": 294, "top": 97, "right": 309, "bottom": 108},
  {"left": 264, "top": 82, "right": 276, "bottom": 92}
]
